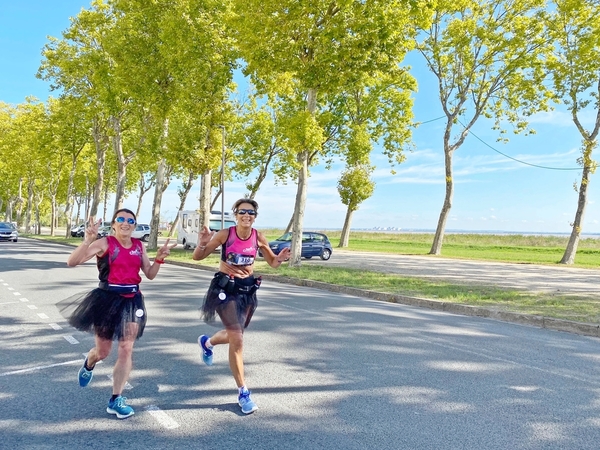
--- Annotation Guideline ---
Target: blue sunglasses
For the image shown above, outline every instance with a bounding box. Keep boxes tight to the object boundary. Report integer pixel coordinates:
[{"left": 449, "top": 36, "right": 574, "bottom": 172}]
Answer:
[
  {"left": 237, "top": 209, "right": 256, "bottom": 216},
  {"left": 115, "top": 217, "right": 136, "bottom": 224}
]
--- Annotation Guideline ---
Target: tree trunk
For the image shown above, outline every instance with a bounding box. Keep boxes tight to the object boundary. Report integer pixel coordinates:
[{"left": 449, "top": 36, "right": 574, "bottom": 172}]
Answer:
[
  {"left": 560, "top": 145, "right": 594, "bottom": 264},
  {"left": 64, "top": 154, "right": 78, "bottom": 237},
  {"left": 289, "top": 151, "right": 308, "bottom": 267},
  {"left": 338, "top": 207, "right": 354, "bottom": 248},
  {"left": 90, "top": 117, "right": 106, "bottom": 219},
  {"left": 199, "top": 169, "right": 212, "bottom": 229},
  {"left": 289, "top": 87, "right": 318, "bottom": 268},
  {"left": 148, "top": 158, "right": 167, "bottom": 251},
  {"left": 430, "top": 148, "right": 454, "bottom": 255},
  {"left": 112, "top": 116, "right": 126, "bottom": 213}
]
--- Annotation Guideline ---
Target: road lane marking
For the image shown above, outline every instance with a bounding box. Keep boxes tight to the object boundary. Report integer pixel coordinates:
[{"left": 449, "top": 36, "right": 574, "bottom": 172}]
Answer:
[
  {"left": 63, "top": 335, "right": 79, "bottom": 344},
  {"left": 0, "top": 359, "right": 82, "bottom": 377},
  {"left": 13, "top": 292, "right": 21, "bottom": 296},
  {"left": 49, "top": 323, "right": 62, "bottom": 330},
  {"left": 27, "top": 305, "right": 38, "bottom": 310},
  {"left": 0, "top": 301, "right": 20, "bottom": 305},
  {"left": 37, "top": 313, "right": 49, "bottom": 319},
  {"left": 107, "top": 374, "right": 132, "bottom": 389},
  {"left": 145, "top": 405, "right": 180, "bottom": 429},
  {"left": 19, "top": 298, "right": 29, "bottom": 302},
  {"left": 7, "top": 287, "right": 14, "bottom": 290}
]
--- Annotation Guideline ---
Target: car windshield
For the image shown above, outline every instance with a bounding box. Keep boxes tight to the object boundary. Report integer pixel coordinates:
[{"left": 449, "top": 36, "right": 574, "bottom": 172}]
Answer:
[
  {"left": 277, "top": 233, "right": 293, "bottom": 242},
  {"left": 0, "top": 222, "right": 14, "bottom": 230}
]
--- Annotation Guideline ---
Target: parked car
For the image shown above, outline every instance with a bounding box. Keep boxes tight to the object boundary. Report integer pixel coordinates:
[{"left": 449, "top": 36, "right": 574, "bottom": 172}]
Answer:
[
  {"left": 262, "top": 231, "right": 332, "bottom": 260},
  {"left": 97, "top": 225, "right": 112, "bottom": 239},
  {"left": 132, "top": 224, "right": 151, "bottom": 242},
  {"left": 0, "top": 222, "right": 18, "bottom": 242},
  {"left": 70, "top": 224, "right": 85, "bottom": 237}
]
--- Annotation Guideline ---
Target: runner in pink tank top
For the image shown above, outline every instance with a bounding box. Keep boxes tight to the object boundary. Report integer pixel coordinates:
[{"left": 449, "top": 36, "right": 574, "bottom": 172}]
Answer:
[
  {"left": 58, "top": 208, "right": 176, "bottom": 419},
  {"left": 192, "top": 198, "right": 291, "bottom": 414}
]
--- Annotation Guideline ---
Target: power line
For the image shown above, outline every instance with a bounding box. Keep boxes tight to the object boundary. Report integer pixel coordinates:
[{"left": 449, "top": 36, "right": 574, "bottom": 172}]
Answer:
[{"left": 417, "top": 115, "right": 581, "bottom": 171}]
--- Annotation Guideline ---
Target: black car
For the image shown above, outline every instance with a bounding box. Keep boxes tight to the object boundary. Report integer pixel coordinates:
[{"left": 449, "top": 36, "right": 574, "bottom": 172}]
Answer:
[
  {"left": 264, "top": 231, "right": 332, "bottom": 260},
  {"left": 0, "top": 222, "right": 18, "bottom": 242}
]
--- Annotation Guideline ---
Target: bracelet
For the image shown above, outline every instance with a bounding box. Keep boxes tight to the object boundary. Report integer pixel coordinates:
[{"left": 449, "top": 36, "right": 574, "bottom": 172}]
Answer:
[{"left": 154, "top": 259, "right": 165, "bottom": 264}]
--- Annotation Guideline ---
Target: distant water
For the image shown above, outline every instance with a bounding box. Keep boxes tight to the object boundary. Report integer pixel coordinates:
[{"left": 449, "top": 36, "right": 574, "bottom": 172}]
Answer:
[{"left": 299, "top": 227, "right": 600, "bottom": 239}]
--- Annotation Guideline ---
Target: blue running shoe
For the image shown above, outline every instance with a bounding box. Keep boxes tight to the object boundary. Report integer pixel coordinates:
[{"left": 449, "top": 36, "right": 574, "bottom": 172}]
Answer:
[
  {"left": 238, "top": 389, "right": 258, "bottom": 414},
  {"left": 78, "top": 359, "right": 93, "bottom": 387},
  {"left": 106, "top": 396, "right": 134, "bottom": 419},
  {"left": 198, "top": 335, "right": 213, "bottom": 366}
]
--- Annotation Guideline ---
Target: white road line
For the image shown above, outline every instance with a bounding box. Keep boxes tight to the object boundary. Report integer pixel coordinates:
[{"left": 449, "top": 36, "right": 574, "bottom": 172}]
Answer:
[
  {"left": 13, "top": 292, "right": 21, "bottom": 296},
  {"left": 7, "top": 287, "right": 14, "bottom": 291},
  {"left": 49, "top": 323, "right": 62, "bottom": 330},
  {"left": 19, "top": 298, "right": 29, "bottom": 302},
  {"left": 0, "top": 359, "right": 82, "bottom": 377},
  {"left": 63, "top": 335, "right": 79, "bottom": 344},
  {"left": 107, "top": 374, "right": 132, "bottom": 389},
  {"left": 0, "top": 301, "right": 20, "bottom": 305},
  {"left": 27, "top": 305, "right": 38, "bottom": 310},
  {"left": 145, "top": 405, "right": 180, "bottom": 429},
  {"left": 37, "top": 313, "right": 49, "bottom": 319}
]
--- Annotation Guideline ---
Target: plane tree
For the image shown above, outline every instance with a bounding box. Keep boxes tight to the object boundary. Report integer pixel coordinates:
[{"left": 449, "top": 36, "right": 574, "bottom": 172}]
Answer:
[
  {"left": 416, "top": 0, "right": 553, "bottom": 255},
  {"left": 546, "top": 0, "right": 600, "bottom": 264},
  {"left": 230, "top": 0, "right": 431, "bottom": 266}
]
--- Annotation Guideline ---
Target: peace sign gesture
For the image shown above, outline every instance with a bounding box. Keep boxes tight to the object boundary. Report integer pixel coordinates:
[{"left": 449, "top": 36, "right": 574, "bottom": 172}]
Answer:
[{"left": 156, "top": 238, "right": 177, "bottom": 261}]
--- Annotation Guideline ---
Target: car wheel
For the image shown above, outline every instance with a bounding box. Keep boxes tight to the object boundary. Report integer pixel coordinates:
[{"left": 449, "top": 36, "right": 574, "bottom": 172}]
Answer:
[
  {"left": 305, "top": 256, "right": 312, "bottom": 259},
  {"left": 13, "top": 238, "right": 18, "bottom": 242},
  {"left": 320, "top": 248, "right": 332, "bottom": 260},
  {"left": 183, "top": 239, "right": 190, "bottom": 250},
  {"left": 142, "top": 234, "right": 149, "bottom": 242}
]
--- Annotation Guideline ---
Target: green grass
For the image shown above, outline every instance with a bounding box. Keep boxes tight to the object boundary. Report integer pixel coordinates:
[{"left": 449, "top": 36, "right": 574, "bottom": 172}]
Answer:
[{"left": 25, "top": 231, "right": 600, "bottom": 324}]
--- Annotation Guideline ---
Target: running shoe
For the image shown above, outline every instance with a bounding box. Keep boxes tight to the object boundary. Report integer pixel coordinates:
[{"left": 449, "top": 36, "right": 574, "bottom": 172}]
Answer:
[
  {"left": 78, "top": 359, "right": 93, "bottom": 387},
  {"left": 198, "top": 335, "right": 213, "bottom": 366},
  {"left": 238, "top": 389, "right": 258, "bottom": 414},
  {"left": 106, "top": 396, "right": 135, "bottom": 419}
]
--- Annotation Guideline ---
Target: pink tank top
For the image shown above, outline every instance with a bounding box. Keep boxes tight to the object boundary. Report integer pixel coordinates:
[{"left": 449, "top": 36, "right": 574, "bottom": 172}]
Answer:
[
  {"left": 221, "top": 227, "right": 258, "bottom": 266},
  {"left": 105, "top": 236, "right": 143, "bottom": 285}
]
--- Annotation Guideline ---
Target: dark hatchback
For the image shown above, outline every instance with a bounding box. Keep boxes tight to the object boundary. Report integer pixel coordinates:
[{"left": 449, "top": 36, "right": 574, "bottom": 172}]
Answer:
[
  {"left": 0, "top": 222, "right": 18, "bottom": 242},
  {"left": 263, "top": 231, "right": 333, "bottom": 260}
]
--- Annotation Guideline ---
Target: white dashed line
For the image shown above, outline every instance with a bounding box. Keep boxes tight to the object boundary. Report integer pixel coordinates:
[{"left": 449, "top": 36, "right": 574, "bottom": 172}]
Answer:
[
  {"left": 13, "top": 292, "right": 21, "bottom": 296},
  {"left": 7, "top": 287, "right": 14, "bottom": 291},
  {"left": 37, "top": 313, "right": 49, "bottom": 319},
  {"left": 49, "top": 323, "right": 62, "bottom": 330},
  {"left": 27, "top": 305, "right": 38, "bottom": 310},
  {"left": 145, "top": 405, "right": 180, "bottom": 429},
  {"left": 107, "top": 374, "right": 132, "bottom": 390},
  {"left": 63, "top": 335, "right": 79, "bottom": 344},
  {"left": 19, "top": 298, "right": 29, "bottom": 302},
  {"left": 0, "top": 359, "right": 82, "bottom": 377}
]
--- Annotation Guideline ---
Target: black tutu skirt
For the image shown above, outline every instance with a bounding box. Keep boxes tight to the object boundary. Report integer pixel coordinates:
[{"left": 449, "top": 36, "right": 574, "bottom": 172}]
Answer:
[
  {"left": 57, "top": 288, "right": 147, "bottom": 340},
  {"left": 201, "top": 273, "right": 259, "bottom": 330}
]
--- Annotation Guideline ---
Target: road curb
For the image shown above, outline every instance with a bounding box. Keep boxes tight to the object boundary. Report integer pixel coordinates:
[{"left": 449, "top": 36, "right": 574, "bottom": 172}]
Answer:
[{"left": 166, "top": 260, "right": 600, "bottom": 339}]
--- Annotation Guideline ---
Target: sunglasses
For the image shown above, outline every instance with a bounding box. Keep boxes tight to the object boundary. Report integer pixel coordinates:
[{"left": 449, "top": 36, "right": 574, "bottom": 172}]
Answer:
[
  {"left": 115, "top": 217, "right": 136, "bottom": 224},
  {"left": 237, "top": 209, "right": 256, "bottom": 216}
]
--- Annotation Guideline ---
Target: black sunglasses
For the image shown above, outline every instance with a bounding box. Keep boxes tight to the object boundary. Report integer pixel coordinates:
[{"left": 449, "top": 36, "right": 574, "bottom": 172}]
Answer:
[
  {"left": 237, "top": 209, "right": 256, "bottom": 216},
  {"left": 115, "top": 217, "right": 136, "bottom": 224}
]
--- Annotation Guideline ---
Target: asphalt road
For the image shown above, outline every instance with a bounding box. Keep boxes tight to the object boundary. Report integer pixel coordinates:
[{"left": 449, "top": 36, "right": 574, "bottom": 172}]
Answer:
[{"left": 2, "top": 239, "right": 600, "bottom": 449}]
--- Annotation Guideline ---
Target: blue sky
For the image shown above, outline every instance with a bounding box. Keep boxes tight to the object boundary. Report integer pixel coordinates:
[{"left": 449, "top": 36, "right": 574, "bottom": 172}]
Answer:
[{"left": 2, "top": 1, "right": 598, "bottom": 235}]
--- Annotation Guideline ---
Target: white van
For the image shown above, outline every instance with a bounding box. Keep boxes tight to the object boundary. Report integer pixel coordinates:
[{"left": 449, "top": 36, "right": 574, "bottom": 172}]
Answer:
[{"left": 177, "top": 210, "right": 236, "bottom": 249}]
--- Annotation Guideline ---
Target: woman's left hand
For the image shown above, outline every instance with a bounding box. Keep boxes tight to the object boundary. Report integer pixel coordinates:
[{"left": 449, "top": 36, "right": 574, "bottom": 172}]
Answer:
[{"left": 156, "top": 238, "right": 177, "bottom": 260}]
